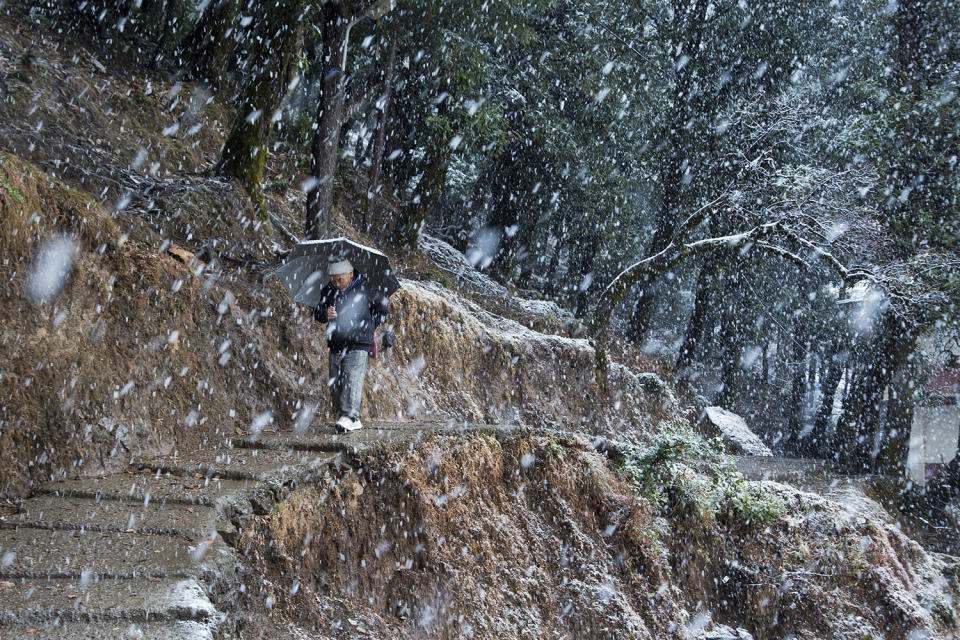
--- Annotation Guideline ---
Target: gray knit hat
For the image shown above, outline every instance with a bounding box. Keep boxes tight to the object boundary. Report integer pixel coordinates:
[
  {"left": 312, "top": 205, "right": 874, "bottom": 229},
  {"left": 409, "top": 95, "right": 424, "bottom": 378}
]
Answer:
[{"left": 328, "top": 258, "right": 353, "bottom": 275}]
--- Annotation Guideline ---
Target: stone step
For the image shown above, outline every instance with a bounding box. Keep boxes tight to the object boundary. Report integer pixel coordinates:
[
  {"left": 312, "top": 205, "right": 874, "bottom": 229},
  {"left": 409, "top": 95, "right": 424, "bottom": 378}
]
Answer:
[
  {"left": 231, "top": 421, "right": 483, "bottom": 454},
  {"left": 229, "top": 434, "right": 348, "bottom": 453},
  {"left": 37, "top": 473, "right": 258, "bottom": 507},
  {"left": 0, "top": 620, "right": 217, "bottom": 639},
  {"left": 0, "top": 527, "right": 235, "bottom": 580},
  {"left": 0, "top": 577, "right": 217, "bottom": 626},
  {"left": 35, "top": 473, "right": 278, "bottom": 524},
  {"left": 0, "top": 496, "right": 234, "bottom": 541},
  {"left": 135, "top": 448, "right": 339, "bottom": 483}
]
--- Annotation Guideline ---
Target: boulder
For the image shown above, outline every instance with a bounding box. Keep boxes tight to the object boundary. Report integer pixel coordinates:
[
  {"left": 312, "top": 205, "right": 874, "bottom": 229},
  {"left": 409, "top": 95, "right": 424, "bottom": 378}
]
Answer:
[{"left": 701, "top": 406, "right": 772, "bottom": 456}]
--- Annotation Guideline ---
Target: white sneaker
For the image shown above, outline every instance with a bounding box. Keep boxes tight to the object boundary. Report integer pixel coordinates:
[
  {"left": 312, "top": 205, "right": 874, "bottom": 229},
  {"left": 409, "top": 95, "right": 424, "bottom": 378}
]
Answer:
[{"left": 336, "top": 416, "right": 362, "bottom": 432}]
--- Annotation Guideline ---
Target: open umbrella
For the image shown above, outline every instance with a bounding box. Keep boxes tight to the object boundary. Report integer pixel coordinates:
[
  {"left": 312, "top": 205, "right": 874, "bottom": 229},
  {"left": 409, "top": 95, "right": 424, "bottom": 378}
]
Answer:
[{"left": 272, "top": 237, "right": 401, "bottom": 308}]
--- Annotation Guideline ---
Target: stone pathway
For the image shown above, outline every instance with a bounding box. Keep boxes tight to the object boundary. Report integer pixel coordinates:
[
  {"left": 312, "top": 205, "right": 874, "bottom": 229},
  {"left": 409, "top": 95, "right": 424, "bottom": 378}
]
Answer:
[{"left": 0, "top": 421, "right": 500, "bottom": 639}]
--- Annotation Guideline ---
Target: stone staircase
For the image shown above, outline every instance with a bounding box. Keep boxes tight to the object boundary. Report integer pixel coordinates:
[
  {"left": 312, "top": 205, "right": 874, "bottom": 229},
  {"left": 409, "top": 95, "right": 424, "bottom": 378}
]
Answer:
[{"left": 0, "top": 421, "right": 491, "bottom": 639}]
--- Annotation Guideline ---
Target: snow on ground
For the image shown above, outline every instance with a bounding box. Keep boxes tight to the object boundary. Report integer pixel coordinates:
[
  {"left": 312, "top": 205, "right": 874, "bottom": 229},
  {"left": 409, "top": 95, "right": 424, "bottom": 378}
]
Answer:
[
  {"left": 407, "top": 279, "right": 588, "bottom": 352},
  {"left": 758, "top": 476, "right": 960, "bottom": 632},
  {"left": 418, "top": 233, "right": 509, "bottom": 297},
  {"left": 419, "top": 233, "right": 571, "bottom": 321},
  {"left": 401, "top": 279, "right": 677, "bottom": 436}
]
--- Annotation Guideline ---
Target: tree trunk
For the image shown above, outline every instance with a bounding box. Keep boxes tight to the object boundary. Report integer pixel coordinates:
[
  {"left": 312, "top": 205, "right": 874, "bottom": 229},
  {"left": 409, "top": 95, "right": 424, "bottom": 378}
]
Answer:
[
  {"left": 455, "top": 159, "right": 502, "bottom": 253},
  {"left": 833, "top": 371, "right": 872, "bottom": 470},
  {"left": 627, "top": 0, "right": 710, "bottom": 342},
  {"left": 716, "top": 272, "right": 744, "bottom": 407},
  {"left": 216, "top": 0, "right": 301, "bottom": 215},
  {"left": 834, "top": 311, "right": 918, "bottom": 471},
  {"left": 511, "top": 218, "right": 540, "bottom": 288},
  {"left": 876, "top": 365, "right": 917, "bottom": 476},
  {"left": 572, "top": 235, "right": 600, "bottom": 318},
  {"left": 392, "top": 143, "right": 450, "bottom": 246},
  {"left": 761, "top": 340, "right": 770, "bottom": 384},
  {"left": 140, "top": 0, "right": 165, "bottom": 29},
  {"left": 177, "top": 0, "right": 238, "bottom": 88},
  {"left": 885, "top": 0, "right": 929, "bottom": 257},
  {"left": 812, "top": 353, "right": 845, "bottom": 458},
  {"left": 543, "top": 232, "right": 566, "bottom": 297},
  {"left": 150, "top": 0, "right": 175, "bottom": 68},
  {"left": 676, "top": 253, "right": 718, "bottom": 372},
  {"left": 366, "top": 41, "right": 397, "bottom": 234},
  {"left": 626, "top": 145, "right": 682, "bottom": 342},
  {"left": 305, "top": 2, "right": 349, "bottom": 240},
  {"left": 785, "top": 325, "right": 809, "bottom": 455}
]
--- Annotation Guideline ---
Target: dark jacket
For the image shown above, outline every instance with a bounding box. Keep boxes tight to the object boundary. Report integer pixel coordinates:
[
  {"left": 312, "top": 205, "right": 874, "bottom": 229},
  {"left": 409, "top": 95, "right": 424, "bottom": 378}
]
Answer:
[{"left": 314, "top": 275, "right": 388, "bottom": 350}]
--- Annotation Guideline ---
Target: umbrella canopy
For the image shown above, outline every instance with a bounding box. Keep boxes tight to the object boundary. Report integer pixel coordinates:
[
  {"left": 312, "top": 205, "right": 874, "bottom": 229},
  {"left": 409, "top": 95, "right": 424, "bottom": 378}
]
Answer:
[{"left": 272, "top": 237, "right": 401, "bottom": 308}]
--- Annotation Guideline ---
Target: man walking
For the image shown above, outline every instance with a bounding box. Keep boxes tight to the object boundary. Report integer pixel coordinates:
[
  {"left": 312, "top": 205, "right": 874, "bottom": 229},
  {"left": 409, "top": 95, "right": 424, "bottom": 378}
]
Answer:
[{"left": 315, "top": 258, "right": 388, "bottom": 432}]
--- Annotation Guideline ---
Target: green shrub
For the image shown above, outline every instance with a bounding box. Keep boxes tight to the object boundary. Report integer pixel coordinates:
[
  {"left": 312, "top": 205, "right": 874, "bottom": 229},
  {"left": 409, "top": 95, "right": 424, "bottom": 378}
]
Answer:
[
  {"left": 424, "top": 267, "right": 453, "bottom": 288},
  {"left": 0, "top": 169, "right": 24, "bottom": 203},
  {"left": 622, "top": 422, "right": 784, "bottom": 528}
]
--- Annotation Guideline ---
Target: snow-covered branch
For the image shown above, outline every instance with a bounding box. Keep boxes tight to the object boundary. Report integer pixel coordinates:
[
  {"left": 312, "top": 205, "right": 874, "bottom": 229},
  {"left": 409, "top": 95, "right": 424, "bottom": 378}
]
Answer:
[
  {"left": 753, "top": 241, "right": 811, "bottom": 269},
  {"left": 590, "top": 219, "right": 874, "bottom": 339}
]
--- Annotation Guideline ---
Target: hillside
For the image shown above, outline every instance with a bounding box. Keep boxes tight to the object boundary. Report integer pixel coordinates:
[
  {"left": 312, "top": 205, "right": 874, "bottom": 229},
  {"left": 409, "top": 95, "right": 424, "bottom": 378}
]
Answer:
[
  {"left": 0, "top": 6, "right": 679, "bottom": 497},
  {"left": 0, "top": 6, "right": 957, "bottom": 640}
]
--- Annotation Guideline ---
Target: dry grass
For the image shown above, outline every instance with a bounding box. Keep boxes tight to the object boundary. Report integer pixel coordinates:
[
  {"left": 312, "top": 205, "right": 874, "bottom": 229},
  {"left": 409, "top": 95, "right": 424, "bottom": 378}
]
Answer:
[
  {"left": 0, "top": 152, "right": 119, "bottom": 256},
  {"left": 0, "top": 153, "right": 327, "bottom": 495},
  {"left": 239, "top": 433, "right": 674, "bottom": 640}
]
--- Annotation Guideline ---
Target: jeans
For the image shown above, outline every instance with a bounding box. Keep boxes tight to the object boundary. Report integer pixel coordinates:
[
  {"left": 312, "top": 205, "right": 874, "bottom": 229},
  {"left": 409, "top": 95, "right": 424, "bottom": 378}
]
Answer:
[{"left": 328, "top": 348, "right": 369, "bottom": 420}]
